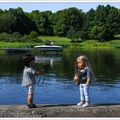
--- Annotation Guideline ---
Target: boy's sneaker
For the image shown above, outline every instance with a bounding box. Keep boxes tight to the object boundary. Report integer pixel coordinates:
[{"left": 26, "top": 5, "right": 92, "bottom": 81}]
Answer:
[
  {"left": 77, "top": 102, "right": 84, "bottom": 106},
  {"left": 27, "top": 104, "right": 36, "bottom": 108},
  {"left": 82, "top": 102, "right": 90, "bottom": 107}
]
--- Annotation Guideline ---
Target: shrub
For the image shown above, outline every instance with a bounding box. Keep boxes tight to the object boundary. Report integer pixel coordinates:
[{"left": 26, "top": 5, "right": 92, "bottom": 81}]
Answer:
[{"left": 28, "top": 31, "right": 39, "bottom": 39}]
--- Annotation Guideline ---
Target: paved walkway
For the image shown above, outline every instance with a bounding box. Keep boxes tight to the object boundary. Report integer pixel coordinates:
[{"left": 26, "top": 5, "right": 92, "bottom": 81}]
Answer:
[{"left": 0, "top": 104, "right": 120, "bottom": 117}]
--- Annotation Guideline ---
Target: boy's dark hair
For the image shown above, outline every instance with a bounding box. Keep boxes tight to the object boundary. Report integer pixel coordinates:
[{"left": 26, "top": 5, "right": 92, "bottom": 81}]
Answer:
[{"left": 23, "top": 53, "right": 35, "bottom": 66}]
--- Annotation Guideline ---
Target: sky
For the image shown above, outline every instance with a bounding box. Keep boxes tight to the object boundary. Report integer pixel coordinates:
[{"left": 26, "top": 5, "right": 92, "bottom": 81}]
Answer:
[{"left": 0, "top": 2, "right": 120, "bottom": 13}]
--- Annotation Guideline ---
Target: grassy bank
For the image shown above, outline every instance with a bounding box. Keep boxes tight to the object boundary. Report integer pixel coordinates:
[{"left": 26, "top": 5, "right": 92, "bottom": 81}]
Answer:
[
  {"left": 38, "top": 36, "right": 120, "bottom": 49},
  {"left": 0, "top": 42, "right": 38, "bottom": 48},
  {"left": 0, "top": 36, "right": 120, "bottom": 49}
]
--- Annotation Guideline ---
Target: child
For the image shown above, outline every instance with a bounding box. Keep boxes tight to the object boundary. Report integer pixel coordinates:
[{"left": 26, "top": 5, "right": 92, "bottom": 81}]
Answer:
[
  {"left": 22, "top": 53, "right": 44, "bottom": 108},
  {"left": 73, "top": 55, "right": 93, "bottom": 107}
]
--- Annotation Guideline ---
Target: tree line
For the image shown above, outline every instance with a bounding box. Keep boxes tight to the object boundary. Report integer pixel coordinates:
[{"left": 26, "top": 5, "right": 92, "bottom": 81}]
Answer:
[{"left": 0, "top": 4, "right": 120, "bottom": 42}]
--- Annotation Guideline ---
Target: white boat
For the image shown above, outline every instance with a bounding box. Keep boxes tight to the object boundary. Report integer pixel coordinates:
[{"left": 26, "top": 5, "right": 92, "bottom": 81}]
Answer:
[{"left": 34, "top": 45, "right": 63, "bottom": 52}]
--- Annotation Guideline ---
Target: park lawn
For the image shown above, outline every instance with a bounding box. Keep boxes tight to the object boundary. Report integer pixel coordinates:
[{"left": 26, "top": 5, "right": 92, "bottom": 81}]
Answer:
[
  {"left": 0, "top": 42, "right": 38, "bottom": 48},
  {"left": 109, "top": 40, "right": 120, "bottom": 48},
  {"left": 39, "top": 36, "right": 120, "bottom": 48},
  {"left": 39, "top": 36, "right": 71, "bottom": 46},
  {"left": 79, "top": 40, "right": 111, "bottom": 48}
]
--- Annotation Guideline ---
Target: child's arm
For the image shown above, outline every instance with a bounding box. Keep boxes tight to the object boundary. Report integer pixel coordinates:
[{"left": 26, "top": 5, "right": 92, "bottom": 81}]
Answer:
[
  {"left": 86, "top": 68, "right": 92, "bottom": 85},
  {"left": 73, "top": 70, "right": 81, "bottom": 81},
  {"left": 73, "top": 75, "right": 78, "bottom": 81},
  {"left": 86, "top": 78, "right": 91, "bottom": 85},
  {"left": 73, "top": 74, "right": 81, "bottom": 86}
]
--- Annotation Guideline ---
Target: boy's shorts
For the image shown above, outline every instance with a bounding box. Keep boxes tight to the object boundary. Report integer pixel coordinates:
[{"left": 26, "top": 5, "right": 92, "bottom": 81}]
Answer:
[{"left": 27, "top": 85, "right": 35, "bottom": 95}]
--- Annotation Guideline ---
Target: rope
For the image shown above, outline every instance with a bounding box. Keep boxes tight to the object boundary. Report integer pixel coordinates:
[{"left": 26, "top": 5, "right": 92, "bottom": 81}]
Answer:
[{"left": 37, "top": 76, "right": 45, "bottom": 86}]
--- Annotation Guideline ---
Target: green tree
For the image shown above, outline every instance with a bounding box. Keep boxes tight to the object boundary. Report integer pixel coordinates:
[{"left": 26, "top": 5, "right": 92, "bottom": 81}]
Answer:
[
  {"left": 67, "top": 27, "right": 76, "bottom": 41},
  {"left": 29, "top": 10, "right": 53, "bottom": 35},
  {"left": 0, "top": 12, "right": 16, "bottom": 33},
  {"left": 53, "top": 7, "right": 85, "bottom": 36},
  {"left": 91, "top": 24, "right": 107, "bottom": 41},
  {"left": 9, "top": 7, "right": 36, "bottom": 35},
  {"left": 86, "top": 5, "right": 120, "bottom": 40},
  {"left": 84, "top": 8, "right": 95, "bottom": 39}
]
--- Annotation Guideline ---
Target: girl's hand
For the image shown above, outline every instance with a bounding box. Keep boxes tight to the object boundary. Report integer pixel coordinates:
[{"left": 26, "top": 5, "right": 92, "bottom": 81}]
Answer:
[
  {"left": 86, "top": 78, "right": 91, "bottom": 86},
  {"left": 73, "top": 75, "right": 78, "bottom": 81},
  {"left": 73, "top": 75, "right": 80, "bottom": 86}
]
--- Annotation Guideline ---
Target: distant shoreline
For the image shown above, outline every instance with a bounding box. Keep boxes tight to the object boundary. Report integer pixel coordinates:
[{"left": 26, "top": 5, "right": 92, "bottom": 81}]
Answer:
[{"left": 0, "top": 39, "right": 120, "bottom": 49}]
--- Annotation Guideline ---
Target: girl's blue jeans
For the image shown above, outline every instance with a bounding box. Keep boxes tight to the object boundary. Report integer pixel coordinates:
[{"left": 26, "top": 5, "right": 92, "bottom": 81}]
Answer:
[{"left": 79, "top": 84, "right": 90, "bottom": 102}]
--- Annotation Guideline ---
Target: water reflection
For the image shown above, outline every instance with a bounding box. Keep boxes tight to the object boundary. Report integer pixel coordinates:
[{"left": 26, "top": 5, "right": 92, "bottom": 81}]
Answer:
[
  {"left": 62, "top": 48, "right": 120, "bottom": 84},
  {"left": 0, "top": 48, "right": 120, "bottom": 85},
  {"left": 35, "top": 56, "right": 62, "bottom": 68},
  {"left": 0, "top": 54, "right": 24, "bottom": 76}
]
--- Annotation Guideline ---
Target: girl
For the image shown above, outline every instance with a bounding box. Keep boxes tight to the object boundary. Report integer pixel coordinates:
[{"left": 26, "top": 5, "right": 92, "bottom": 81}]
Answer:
[
  {"left": 22, "top": 53, "right": 44, "bottom": 108},
  {"left": 73, "top": 55, "right": 93, "bottom": 107}
]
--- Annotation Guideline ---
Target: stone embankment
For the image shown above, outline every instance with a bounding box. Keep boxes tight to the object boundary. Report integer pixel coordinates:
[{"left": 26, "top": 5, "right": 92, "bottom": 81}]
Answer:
[{"left": 0, "top": 104, "right": 120, "bottom": 117}]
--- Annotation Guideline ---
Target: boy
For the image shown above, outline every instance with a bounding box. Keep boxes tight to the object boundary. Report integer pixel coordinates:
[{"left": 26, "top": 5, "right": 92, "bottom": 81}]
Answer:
[{"left": 22, "top": 53, "right": 44, "bottom": 108}]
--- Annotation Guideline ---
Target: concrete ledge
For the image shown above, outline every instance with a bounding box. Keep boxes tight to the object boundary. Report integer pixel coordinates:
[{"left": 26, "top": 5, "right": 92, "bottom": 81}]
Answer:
[{"left": 0, "top": 104, "right": 120, "bottom": 117}]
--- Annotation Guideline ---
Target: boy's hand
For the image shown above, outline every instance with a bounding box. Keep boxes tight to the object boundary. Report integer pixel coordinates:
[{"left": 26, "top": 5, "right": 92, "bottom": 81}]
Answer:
[
  {"left": 40, "top": 69, "right": 45, "bottom": 75},
  {"left": 86, "top": 82, "right": 90, "bottom": 86},
  {"left": 35, "top": 69, "right": 45, "bottom": 75}
]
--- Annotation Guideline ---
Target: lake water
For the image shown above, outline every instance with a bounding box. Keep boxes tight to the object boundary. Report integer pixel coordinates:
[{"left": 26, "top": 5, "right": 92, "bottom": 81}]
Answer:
[{"left": 0, "top": 47, "right": 120, "bottom": 105}]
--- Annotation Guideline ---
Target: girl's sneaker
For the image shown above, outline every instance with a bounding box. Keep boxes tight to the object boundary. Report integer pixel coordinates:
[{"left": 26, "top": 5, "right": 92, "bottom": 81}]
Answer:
[
  {"left": 77, "top": 102, "right": 84, "bottom": 106},
  {"left": 82, "top": 102, "right": 89, "bottom": 107}
]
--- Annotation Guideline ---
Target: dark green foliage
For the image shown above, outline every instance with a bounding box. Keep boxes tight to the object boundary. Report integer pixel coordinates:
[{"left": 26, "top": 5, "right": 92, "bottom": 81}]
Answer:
[
  {"left": 79, "top": 31, "right": 89, "bottom": 40},
  {"left": 28, "top": 31, "right": 39, "bottom": 39},
  {"left": 67, "top": 27, "right": 76, "bottom": 41},
  {"left": 0, "top": 32, "right": 40, "bottom": 43},
  {"left": 29, "top": 10, "right": 53, "bottom": 35},
  {"left": 0, "top": 12, "right": 17, "bottom": 33},
  {"left": 0, "top": 5, "right": 120, "bottom": 42},
  {"left": 85, "top": 5, "right": 120, "bottom": 41},
  {"left": 53, "top": 7, "right": 85, "bottom": 36}
]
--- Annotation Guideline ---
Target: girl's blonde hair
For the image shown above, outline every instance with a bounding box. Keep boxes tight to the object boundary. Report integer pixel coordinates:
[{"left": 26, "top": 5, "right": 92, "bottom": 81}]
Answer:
[{"left": 75, "top": 55, "right": 94, "bottom": 80}]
